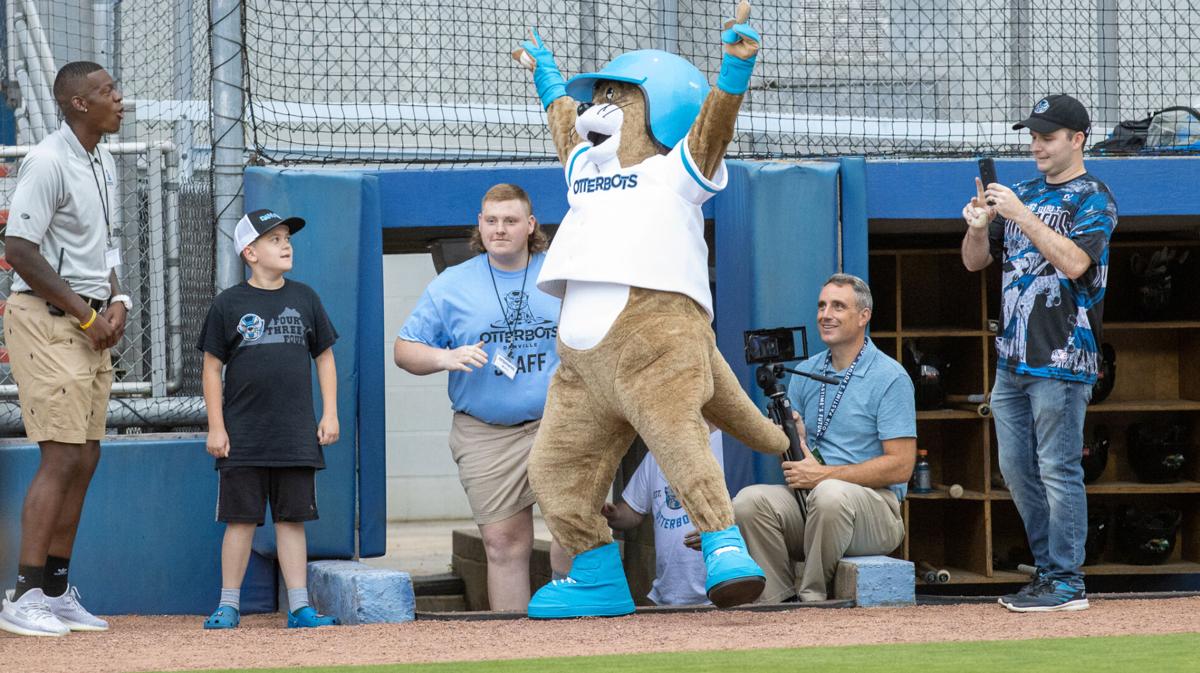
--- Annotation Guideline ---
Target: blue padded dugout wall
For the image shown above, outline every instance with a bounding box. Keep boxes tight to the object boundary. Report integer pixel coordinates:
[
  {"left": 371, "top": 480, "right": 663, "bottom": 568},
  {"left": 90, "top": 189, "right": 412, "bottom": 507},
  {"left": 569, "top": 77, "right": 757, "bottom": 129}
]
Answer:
[
  {"left": 863, "top": 156, "right": 1200, "bottom": 219},
  {"left": 714, "top": 160, "right": 863, "bottom": 494},
  {"left": 0, "top": 435, "right": 276, "bottom": 615}
]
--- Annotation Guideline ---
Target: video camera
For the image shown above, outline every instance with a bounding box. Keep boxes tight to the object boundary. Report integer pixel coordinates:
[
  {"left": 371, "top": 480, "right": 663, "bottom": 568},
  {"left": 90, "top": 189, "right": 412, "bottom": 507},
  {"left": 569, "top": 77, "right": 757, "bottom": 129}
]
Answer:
[
  {"left": 743, "top": 326, "right": 807, "bottom": 365},
  {"left": 743, "top": 326, "right": 838, "bottom": 519}
]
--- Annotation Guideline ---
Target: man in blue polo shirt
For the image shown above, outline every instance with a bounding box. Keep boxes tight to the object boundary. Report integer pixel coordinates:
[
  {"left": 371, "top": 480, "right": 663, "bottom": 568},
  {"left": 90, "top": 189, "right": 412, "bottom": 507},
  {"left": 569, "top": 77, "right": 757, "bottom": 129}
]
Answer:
[{"left": 734, "top": 274, "right": 917, "bottom": 603}]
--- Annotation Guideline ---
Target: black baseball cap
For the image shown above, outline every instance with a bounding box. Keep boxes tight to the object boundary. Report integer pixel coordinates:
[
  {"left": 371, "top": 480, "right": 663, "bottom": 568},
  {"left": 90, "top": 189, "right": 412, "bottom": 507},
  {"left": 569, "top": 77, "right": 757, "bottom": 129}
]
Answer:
[
  {"left": 235, "top": 209, "right": 306, "bottom": 255},
  {"left": 1013, "top": 94, "right": 1091, "bottom": 134}
]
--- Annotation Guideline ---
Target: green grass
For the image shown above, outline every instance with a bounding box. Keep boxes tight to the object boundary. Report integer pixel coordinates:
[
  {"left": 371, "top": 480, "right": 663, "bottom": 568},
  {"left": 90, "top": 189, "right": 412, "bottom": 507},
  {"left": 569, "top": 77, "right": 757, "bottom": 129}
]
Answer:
[{"left": 192, "top": 632, "right": 1200, "bottom": 673}]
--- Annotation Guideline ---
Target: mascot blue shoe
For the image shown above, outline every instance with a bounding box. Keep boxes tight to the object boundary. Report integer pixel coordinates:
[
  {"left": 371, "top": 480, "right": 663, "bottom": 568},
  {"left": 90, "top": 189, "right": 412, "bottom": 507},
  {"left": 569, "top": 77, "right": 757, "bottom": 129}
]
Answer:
[
  {"left": 528, "top": 542, "right": 635, "bottom": 618},
  {"left": 702, "top": 525, "right": 765, "bottom": 607}
]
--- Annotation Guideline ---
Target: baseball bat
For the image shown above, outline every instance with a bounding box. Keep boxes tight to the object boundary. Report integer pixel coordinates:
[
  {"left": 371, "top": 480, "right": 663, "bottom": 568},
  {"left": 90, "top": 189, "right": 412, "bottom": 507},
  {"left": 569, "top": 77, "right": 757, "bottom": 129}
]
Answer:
[
  {"left": 917, "top": 560, "right": 951, "bottom": 584},
  {"left": 723, "top": 0, "right": 752, "bottom": 29},
  {"left": 946, "top": 393, "right": 990, "bottom": 417},
  {"left": 938, "top": 483, "right": 964, "bottom": 498}
]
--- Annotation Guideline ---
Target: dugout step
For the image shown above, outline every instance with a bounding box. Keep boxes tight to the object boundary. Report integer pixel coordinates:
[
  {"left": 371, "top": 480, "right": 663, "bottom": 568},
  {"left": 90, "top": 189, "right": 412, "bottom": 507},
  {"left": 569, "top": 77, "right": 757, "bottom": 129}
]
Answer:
[
  {"left": 412, "top": 572, "right": 466, "bottom": 596},
  {"left": 412, "top": 572, "right": 468, "bottom": 612}
]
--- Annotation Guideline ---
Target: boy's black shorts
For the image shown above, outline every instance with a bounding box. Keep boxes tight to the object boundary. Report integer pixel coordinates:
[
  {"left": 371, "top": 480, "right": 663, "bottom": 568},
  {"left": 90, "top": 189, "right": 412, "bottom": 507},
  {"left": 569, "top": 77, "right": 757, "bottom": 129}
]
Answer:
[{"left": 217, "top": 466, "right": 319, "bottom": 524}]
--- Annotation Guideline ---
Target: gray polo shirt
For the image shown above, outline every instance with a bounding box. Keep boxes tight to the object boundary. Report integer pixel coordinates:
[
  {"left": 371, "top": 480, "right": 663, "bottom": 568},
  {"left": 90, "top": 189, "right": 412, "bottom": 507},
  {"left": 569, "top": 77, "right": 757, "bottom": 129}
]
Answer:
[{"left": 7, "top": 121, "right": 115, "bottom": 300}]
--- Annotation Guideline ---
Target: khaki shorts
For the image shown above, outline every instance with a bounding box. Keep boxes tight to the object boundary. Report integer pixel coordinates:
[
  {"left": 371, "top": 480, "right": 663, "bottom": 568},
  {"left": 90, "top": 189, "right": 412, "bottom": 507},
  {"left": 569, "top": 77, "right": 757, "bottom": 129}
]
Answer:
[
  {"left": 448, "top": 412, "right": 539, "bottom": 525},
  {"left": 5, "top": 292, "right": 112, "bottom": 444}
]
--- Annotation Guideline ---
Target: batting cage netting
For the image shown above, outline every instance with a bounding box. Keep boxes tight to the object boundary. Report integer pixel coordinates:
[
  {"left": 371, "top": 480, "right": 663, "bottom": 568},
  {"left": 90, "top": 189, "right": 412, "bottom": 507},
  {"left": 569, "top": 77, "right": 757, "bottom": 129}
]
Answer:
[{"left": 242, "top": 0, "right": 1200, "bottom": 163}]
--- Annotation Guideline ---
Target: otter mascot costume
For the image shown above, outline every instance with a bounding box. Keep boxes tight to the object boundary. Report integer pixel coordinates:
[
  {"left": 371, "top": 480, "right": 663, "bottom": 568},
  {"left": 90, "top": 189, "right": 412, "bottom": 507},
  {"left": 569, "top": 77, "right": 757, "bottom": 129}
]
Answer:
[{"left": 514, "top": 1, "right": 789, "bottom": 618}]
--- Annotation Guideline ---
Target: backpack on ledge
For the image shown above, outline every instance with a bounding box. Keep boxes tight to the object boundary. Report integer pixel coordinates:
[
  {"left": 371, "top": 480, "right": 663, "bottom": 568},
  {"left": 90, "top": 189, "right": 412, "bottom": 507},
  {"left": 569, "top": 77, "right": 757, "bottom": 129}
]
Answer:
[{"left": 1091, "top": 106, "right": 1200, "bottom": 155}]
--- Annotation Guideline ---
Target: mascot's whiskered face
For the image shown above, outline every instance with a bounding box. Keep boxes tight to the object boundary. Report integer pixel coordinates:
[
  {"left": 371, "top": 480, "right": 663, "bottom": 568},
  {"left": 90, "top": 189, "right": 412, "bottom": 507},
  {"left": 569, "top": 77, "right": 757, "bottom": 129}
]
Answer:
[{"left": 574, "top": 80, "right": 662, "bottom": 166}]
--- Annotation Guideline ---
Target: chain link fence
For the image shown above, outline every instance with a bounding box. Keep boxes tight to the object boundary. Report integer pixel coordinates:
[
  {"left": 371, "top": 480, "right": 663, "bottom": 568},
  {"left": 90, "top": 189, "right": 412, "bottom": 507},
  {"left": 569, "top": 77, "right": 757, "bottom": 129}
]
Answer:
[{"left": 1, "top": 0, "right": 211, "bottom": 433}]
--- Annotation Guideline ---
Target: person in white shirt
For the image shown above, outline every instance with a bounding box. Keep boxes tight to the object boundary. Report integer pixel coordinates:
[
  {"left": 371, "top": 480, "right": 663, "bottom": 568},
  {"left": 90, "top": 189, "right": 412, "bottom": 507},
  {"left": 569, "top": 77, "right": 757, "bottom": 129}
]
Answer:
[{"left": 602, "top": 431, "right": 725, "bottom": 606}]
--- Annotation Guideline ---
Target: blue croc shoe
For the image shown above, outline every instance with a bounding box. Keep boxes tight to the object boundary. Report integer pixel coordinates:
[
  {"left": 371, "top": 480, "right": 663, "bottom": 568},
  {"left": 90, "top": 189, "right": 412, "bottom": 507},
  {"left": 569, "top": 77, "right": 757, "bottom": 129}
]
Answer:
[
  {"left": 203, "top": 605, "right": 240, "bottom": 629},
  {"left": 528, "top": 541, "right": 635, "bottom": 619},
  {"left": 701, "top": 525, "right": 766, "bottom": 608},
  {"left": 287, "top": 606, "right": 339, "bottom": 628}
]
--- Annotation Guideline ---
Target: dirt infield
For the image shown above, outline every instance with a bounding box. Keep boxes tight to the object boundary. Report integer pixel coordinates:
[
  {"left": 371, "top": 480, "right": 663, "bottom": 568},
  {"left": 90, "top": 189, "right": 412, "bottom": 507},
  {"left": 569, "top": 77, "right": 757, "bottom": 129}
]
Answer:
[{"left": 3, "top": 597, "right": 1199, "bottom": 673}]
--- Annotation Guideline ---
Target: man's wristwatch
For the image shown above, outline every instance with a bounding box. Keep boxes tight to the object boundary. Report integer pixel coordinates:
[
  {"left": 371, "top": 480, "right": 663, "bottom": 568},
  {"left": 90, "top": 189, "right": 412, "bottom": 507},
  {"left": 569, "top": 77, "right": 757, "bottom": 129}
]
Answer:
[{"left": 109, "top": 294, "right": 133, "bottom": 311}]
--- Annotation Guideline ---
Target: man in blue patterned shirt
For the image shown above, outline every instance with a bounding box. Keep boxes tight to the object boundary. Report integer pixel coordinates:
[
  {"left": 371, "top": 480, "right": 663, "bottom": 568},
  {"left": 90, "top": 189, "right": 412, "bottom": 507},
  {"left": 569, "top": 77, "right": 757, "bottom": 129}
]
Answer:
[{"left": 961, "top": 94, "right": 1117, "bottom": 613}]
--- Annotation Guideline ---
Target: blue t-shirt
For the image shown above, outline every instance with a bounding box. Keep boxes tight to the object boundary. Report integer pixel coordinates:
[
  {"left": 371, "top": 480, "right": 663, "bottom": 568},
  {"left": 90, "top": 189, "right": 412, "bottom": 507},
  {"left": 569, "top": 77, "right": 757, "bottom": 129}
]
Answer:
[
  {"left": 397, "top": 253, "right": 560, "bottom": 426},
  {"left": 787, "top": 338, "right": 917, "bottom": 501},
  {"left": 988, "top": 173, "right": 1117, "bottom": 384}
]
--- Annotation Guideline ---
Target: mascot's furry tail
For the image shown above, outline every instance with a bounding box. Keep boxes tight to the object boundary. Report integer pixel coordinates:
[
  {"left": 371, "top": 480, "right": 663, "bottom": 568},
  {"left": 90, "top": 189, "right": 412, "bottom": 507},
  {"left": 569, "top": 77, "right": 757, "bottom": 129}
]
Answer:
[{"left": 703, "top": 343, "right": 790, "bottom": 455}]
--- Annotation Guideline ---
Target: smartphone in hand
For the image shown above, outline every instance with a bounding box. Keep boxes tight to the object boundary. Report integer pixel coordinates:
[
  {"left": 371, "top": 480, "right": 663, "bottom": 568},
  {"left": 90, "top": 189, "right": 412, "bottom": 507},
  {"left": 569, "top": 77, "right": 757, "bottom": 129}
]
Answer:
[{"left": 978, "top": 157, "right": 997, "bottom": 205}]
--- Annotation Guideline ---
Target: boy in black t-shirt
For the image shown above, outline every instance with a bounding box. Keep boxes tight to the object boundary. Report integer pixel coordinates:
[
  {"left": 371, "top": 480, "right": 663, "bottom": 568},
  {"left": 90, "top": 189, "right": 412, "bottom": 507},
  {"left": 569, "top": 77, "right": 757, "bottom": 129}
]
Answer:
[{"left": 197, "top": 209, "right": 340, "bottom": 629}]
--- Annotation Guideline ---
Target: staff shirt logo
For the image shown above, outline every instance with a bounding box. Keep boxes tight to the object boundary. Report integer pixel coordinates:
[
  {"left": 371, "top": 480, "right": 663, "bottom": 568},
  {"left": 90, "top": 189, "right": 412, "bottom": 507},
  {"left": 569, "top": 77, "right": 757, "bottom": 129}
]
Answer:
[{"left": 489, "top": 291, "right": 553, "bottom": 328}]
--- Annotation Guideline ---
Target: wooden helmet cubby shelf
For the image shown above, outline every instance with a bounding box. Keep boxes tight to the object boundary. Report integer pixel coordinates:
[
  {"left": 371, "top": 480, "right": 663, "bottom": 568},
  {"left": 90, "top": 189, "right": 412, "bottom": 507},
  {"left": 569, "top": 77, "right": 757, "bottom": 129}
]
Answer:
[{"left": 869, "top": 236, "right": 1200, "bottom": 585}]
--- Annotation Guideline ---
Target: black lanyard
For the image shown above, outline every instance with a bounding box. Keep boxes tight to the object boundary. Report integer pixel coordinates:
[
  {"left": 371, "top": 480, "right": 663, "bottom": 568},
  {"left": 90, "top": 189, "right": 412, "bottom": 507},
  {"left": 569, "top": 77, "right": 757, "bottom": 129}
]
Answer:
[
  {"left": 814, "top": 337, "right": 869, "bottom": 444},
  {"left": 487, "top": 255, "right": 530, "bottom": 359},
  {"left": 87, "top": 150, "right": 112, "bottom": 244}
]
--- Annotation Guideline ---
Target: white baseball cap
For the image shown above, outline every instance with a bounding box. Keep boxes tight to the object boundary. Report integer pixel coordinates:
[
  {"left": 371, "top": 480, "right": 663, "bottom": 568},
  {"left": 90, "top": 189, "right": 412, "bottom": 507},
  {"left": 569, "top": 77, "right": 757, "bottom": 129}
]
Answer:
[{"left": 235, "top": 209, "right": 306, "bottom": 256}]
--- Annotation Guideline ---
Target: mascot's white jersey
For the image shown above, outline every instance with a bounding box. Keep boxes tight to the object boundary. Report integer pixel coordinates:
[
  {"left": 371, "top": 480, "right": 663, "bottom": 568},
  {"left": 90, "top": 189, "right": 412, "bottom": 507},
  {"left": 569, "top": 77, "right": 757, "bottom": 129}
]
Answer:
[{"left": 538, "top": 134, "right": 726, "bottom": 348}]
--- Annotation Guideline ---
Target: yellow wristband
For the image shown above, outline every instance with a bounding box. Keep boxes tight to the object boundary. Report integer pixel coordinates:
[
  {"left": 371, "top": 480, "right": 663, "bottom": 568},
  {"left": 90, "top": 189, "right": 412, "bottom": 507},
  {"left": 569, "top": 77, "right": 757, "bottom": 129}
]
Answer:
[{"left": 78, "top": 308, "right": 98, "bottom": 330}]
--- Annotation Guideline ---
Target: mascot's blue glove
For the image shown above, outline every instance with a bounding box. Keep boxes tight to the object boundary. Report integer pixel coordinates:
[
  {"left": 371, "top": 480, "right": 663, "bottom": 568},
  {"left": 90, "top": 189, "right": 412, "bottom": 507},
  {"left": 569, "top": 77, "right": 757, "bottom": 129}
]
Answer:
[
  {"left": 521, "top": 28, "right": 568, "bottom": 109},
  {"left": 717, "top": 23, "right": 761, "bottom": 95}
]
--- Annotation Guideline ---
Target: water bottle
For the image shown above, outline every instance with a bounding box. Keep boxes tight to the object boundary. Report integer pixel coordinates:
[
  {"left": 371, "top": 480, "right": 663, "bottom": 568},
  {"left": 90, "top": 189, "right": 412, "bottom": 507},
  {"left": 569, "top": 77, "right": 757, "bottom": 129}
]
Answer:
[{"left": 912, "top": 449, "right": 933, "bottom": 493}]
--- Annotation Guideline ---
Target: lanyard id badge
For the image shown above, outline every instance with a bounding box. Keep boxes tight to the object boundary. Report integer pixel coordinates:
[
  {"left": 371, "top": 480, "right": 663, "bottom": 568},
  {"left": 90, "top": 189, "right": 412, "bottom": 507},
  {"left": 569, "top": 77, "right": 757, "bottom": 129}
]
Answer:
[
  {"left": 90, "top": 150, "right": 119, "bottom": 270},
  {"left": 488, "top": 256, "right": 530, "bottom": 380},
  {"left": 493, "top": 349, "right": 518, "bottom": 379}
]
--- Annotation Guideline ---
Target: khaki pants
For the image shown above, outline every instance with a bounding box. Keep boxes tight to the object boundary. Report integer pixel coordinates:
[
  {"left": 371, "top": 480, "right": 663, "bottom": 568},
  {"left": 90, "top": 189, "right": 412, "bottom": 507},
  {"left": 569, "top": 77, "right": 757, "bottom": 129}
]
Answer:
[
  {"left": 448, "top": 412, "right": 540, "bottom": 525},
  {"left": 733, "top": 479, "right": 904, "bottom": 602},
  {"left": 5, "top": 292, "right": 112, "bottom": 443}
]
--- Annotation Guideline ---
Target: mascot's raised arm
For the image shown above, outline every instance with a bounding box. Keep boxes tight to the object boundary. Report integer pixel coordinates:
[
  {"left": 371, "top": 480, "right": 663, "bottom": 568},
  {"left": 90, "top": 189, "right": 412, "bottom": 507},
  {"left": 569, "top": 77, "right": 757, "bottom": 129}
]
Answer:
[{"left": 513, "top": 1, "right": 789, "bottom": 619}]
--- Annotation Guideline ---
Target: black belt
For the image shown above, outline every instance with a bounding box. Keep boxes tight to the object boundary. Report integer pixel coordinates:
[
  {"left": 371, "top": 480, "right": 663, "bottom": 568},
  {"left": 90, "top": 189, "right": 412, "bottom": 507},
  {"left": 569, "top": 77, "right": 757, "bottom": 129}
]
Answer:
[{"left": 15, "top": 291, "right": 106, "bottom": 316}]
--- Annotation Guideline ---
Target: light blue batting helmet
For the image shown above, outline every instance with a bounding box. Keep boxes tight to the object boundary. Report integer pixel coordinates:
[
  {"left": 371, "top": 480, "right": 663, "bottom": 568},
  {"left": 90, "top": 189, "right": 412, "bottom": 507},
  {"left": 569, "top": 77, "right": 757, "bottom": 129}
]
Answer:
[{"left": 566, "top": 50, "right": 710, "bottom": 150}]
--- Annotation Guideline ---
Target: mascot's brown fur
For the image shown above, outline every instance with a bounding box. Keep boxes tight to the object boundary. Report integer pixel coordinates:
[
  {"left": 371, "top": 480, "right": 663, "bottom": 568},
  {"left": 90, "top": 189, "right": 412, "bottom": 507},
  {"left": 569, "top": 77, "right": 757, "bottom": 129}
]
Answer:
[{"left": 516, "top": 2, "right": 788, "bottom": 564}]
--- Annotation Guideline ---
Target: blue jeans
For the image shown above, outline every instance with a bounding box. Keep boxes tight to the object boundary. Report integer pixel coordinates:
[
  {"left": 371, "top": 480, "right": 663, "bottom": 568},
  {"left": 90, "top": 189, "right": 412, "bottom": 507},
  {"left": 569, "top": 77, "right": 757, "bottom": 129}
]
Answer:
[{"left": 990, "top": 369, "right": 1090, "bottom": 588}]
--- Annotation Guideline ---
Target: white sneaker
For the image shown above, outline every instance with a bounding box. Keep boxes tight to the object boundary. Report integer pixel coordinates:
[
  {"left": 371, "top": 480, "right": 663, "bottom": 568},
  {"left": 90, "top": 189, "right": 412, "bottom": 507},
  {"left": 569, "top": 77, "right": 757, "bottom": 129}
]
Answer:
[
  {"left": 0, "top": 588, "right": 70, "bottom": 637},
  {"left": 44, "top": 586, "right": 109, "bottom": 631}
]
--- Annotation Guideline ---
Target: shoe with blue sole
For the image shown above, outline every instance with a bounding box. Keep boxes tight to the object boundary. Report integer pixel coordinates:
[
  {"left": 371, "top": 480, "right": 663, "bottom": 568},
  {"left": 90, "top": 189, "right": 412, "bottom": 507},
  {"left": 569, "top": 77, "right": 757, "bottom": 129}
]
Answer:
[
  {"left": 701, "top": 525, "right": 766, "bottom": 607},
  {"left": 528, "top": 541, "right": 635, "bottom": 619},
  {"left": 203, "top": 605, "right": 240, "bottom": 629},
  {"left": 998, "top": 568, "right": 1049, "bottom": 607},
  {"left": 288, "top": 606, "right": 339, "bottom": 628},
  {"left": 1004, "top": 580, "right": 1089, "bottom": 613}
]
